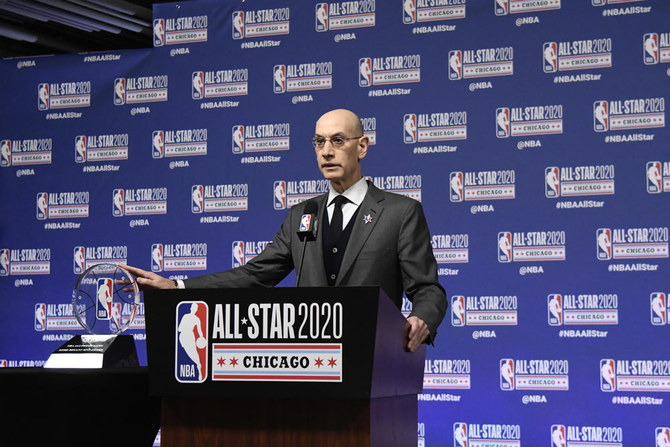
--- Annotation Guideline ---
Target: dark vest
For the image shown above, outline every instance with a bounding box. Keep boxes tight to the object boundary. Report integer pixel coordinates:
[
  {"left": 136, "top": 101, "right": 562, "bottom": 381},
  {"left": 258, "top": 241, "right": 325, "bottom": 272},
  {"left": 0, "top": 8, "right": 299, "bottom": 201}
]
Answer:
[{"left": 322, "top": 206, "right": 360, "bottom": 286}]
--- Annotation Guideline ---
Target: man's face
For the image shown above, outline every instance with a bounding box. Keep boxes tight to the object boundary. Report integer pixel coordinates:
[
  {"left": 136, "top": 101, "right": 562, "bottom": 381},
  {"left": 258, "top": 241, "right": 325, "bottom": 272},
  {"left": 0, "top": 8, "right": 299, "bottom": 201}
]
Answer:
[{"left": 314, "top": 111, "right": 368, "bottom": 192}]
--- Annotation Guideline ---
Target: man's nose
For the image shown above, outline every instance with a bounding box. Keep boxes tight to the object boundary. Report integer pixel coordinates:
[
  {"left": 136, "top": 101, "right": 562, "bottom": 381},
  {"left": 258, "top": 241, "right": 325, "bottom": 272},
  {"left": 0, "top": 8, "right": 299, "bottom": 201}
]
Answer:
[{"left": 321, "top": 142, "right": 335, "bottom": 156}]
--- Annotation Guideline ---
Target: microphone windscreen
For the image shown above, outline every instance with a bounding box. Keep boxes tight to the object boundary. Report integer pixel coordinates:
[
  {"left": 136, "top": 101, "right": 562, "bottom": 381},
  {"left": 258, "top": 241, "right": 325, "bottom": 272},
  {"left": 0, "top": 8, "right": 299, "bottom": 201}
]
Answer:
[{"left": 303, "top": 200, "right": 318, "bottom": 215}]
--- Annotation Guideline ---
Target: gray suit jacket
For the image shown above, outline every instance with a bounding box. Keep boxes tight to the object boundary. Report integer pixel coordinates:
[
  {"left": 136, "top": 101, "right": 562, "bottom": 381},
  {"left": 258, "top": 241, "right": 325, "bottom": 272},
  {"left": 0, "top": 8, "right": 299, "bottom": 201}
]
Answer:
[{"left": 185, "top": 182, "right": 447, "bottom": 339}]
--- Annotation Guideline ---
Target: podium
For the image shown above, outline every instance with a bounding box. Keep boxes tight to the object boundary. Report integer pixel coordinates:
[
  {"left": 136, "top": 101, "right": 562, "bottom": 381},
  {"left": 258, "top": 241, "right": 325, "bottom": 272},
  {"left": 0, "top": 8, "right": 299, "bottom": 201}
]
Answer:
[{"left": 144, "top": 286, "right": 425, "bottom": 447}]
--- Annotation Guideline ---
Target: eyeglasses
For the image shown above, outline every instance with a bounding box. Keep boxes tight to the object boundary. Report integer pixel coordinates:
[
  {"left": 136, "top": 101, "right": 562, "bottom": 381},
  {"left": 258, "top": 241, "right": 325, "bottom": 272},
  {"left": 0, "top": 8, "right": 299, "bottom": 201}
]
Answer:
[{"left": 311, "top": 135, "right": 363, "bottom": 148}]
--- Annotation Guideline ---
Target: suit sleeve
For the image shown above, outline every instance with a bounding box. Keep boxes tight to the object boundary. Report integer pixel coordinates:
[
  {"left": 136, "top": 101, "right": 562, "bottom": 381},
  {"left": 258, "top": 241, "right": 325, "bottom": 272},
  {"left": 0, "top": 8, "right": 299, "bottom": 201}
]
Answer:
[
  {"left": 397, "top": 200, "right": 447, "bottom": 342},
  {"left": 184, "top": 210, "right": 296, "bottom": 289}
]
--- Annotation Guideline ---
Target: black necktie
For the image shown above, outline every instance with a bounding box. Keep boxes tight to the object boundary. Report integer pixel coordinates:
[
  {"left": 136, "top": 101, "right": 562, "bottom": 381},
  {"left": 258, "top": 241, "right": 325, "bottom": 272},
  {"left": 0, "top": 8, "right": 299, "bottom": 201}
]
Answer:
[{"left": 330, "top": 195, "right": 348, "bottom": 240}]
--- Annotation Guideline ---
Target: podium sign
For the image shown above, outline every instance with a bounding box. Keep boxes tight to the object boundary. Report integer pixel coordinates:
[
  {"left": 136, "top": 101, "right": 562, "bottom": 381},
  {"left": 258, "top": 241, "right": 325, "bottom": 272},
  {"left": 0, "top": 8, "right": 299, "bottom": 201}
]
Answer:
[
  {"left": 145, "top": 287, "right": 425, "bottom": 447},
  {"left": 145, "top": 286, "right": 424, "bottom": 398}
]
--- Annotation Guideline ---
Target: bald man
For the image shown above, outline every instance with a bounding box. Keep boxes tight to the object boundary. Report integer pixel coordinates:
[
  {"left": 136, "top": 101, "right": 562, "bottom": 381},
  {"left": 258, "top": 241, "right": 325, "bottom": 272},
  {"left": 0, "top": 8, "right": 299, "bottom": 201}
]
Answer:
[{"left": 123, "top": 109, "right": 446, "bottom": 352}]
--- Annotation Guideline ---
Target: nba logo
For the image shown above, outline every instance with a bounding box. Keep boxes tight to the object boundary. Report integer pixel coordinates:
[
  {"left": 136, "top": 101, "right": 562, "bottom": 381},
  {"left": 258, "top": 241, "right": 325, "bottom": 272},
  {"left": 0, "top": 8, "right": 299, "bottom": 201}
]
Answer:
[
  {"left": 38, "top": 83, "right": 49, "bottom": 110},
  {"left": 500, "top": 359, "right": 514, "bottom": 390},
  {"left": 498, "top": 232, "right": 512, "bottom": 263},
  {"left": 403, "top": 114, "right": 417, "bottom": 143},
  {"left": 299, "top": 214, "right": 312, "bottom": 232},
  {"left": 651, "top": 292, "right": 667, "bottom": 325},
  {"left": 151, "top": 243, "right": 164, "bottom": 272},
  {"left": 0, "top": 360, "right": 6, "bottom": 367},
  {"left": 110, "top": 302, "right": 122, "bottom": 331},
  {"left": 96, "top": 278, "right": 113, "bottom": 320},
  {"left": 152, "top": 130, "right": 164, "bottom": 159},
  {"left": 0, "top": 248, "right": 9, "bottom": 276},
  {"left": 403, "top": 0, "right": 416, "bottom": 24},
  {"left": 545, "top": 167, "right": 560, "bottom": 198},
  {"left": 453, "top": 422, "right": 468, "bottom": 447},
  {"left": 600, "top": 358, "right": 616, "bottom": 391},
  {"left": 647, "top": 161, "right": 662, "bottom": 193},
  {"left": 593, "top": 101, "right": 609, "bottom": 132},
  {"left": 1, "top": 140, "right": 11, "bottom": 167},
  {"left": 644, "top": 33, "right": 659, "bottom": 65},
  {"left": 175, "top": 301, "right": 209, "bottom": 383},
  {"left": 656, "top": 427, "right": 670, "bottom": 447},
  {"left": 112, "top": 189, "right": 125, "bottom": 216},
  {"left": 34, "top": 303, "right": 46, "bottom": 331},
  {"left": 153, "top": 19, "right": 165, "bottom": 46},
  {"left": 495, "top": 0, "right": 509, "bottom": 15},
  {"left": 273, "top": 65, "right": 287, "bottom": 93},
  {"left": 551, "top": 425, "right": 566, "bottom": 447},
  {"left": 451, "top": 296, "right": 465, "bottom": 327},
  {"left": 114, "top": 78, "right": 126, "bottom": 105},
  {"left": 596, "top": 228, "right": 612, "bottom": 260},
  {"left": 273, "top": 180, "right": 287, "bottom": 210},
  {"left": 496, "top": 108, "right": 510, "bottom": 138},
  {"left": 316, "top": 3, "right": 329, "bottom": 31},
  {"left": 192, "top": 71, "right": 204, "bottom": 99},
  {"left": 232, "top": 11, "right": 245, "bottom": 39},
  {"left": 232, "top": 241, "right": 244, "bottom": 267},
  {"left": 359, "top": 58, "right": 372, "bottom": 87},
  {"left": 36, "top": 192, "right": 48, "bottom": 220},
  {"left": 232, "top": 125, "right": 245, "bottom": 154},
  {"left": 448, "top": 50, "right": 462, "bottom": 80},
  {"left": 73, "top": 246, "right": 85, "bottom": 274},
  {"left": 591, "top": 0, "right": 606, "bottom": 5},
  {"left": 543, "top": 42, "right": 558, "bottom": 73},
  {"left": 450, "top": 172, "right": 464, "bottom": 202},
  {"left": 75, "top": 135, "right": 87, "bottom": 163},
  {"left": 548, "top": 294, "right": 563, "bottom": 326},
  {"left": 191, "top": 185, "right": 204, "bottom": 213}
]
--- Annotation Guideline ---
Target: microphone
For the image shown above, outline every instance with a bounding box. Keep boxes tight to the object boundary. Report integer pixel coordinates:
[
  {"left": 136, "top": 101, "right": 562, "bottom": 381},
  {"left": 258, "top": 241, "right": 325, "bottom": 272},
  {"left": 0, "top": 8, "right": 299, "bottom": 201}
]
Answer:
[
  {"left": 296, "top": 200, "right": 319, "bottom": 286},
  {"left": 297, "top": 200, "right": 319, "bottom": 242}
]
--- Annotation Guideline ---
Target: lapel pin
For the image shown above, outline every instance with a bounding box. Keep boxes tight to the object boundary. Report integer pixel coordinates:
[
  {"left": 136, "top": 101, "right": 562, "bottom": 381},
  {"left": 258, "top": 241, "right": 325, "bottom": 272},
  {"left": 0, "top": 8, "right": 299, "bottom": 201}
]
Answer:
[{"left": 363, "top": 214, "right": 373, "bottom": 224}]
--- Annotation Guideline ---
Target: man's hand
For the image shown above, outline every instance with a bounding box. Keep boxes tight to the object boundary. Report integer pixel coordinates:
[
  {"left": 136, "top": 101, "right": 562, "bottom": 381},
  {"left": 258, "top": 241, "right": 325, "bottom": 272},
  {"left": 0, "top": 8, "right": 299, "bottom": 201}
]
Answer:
[
  {"left": 118, "top": 264, "right": 177, "bottom": 290},
  {"left": 404, "top": 316, "right": 429, "bottom": 353}
]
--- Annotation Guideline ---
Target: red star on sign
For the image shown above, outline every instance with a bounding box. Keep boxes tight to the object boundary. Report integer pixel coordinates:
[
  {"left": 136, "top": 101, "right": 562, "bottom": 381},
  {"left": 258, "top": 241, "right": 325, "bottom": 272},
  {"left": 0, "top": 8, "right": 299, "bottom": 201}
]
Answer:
[
  {"left": 315, "top": 357, "right": 324, "bottom": 368},
  {"left": 328, "top": 357, "right": 337, "bottom": 367},
  {"left": 230, "top": 357, "right": 239, "bottom": 367},
  {"left": 217, "top": 357, "right": 226, "bottom": 367}
]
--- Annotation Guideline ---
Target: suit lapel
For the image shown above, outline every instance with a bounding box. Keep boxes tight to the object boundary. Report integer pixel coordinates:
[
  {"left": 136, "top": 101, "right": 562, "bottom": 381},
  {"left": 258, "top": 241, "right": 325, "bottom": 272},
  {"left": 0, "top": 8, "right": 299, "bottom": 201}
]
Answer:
[{"left": 336, "top": 183, "right": 385, "bottom": 285}]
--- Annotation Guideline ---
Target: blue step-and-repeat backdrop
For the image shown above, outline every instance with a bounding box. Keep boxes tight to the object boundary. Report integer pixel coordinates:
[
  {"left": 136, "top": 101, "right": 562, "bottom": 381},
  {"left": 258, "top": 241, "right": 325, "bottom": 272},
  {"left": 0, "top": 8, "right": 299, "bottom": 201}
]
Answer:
[{"left": 1, "top": 0, "right": 669, "bottom": 445}]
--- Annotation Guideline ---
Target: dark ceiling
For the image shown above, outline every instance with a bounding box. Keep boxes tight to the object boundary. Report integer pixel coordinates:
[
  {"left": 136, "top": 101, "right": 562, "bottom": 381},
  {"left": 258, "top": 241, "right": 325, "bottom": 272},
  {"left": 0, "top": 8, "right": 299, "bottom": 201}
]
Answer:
[{"left": 0, "top": 0, "right": 173, "bottom": 58}]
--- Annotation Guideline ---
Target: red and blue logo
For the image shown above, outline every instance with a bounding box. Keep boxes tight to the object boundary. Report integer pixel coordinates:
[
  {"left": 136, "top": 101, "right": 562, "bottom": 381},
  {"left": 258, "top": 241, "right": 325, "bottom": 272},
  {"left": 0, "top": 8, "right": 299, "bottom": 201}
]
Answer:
[
  {"left": 35, "top": 303, "right": 46, "bottom": 331},
  {"left": 551, "top": 424, "right": 566, "bottom": 447},
  {"left": 175, "top": 301, "right": 209, "bottom": 383},
  {"left": 273, "top": 180, "right": 287, "bottom": 210},
  {"left": 651, "top": 292, "right": 667, "bottom": 325},
  {"left": 96, "top": 278, "right": 113, "bottom": 320}
]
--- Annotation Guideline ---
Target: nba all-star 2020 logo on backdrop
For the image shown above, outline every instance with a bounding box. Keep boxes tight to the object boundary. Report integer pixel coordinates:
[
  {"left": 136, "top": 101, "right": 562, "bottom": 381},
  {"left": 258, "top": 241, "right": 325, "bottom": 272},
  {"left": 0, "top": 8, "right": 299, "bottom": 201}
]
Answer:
[
  {"left": 152, "top": 128, "right": 208, "bottom": 158},
  {"left": 153, "top": 14, "right": 208, "bottom": 46},
  {"left": 1, "top": 138, "right": 52, "bottom": 167},
  {"left": 75, "top": 134, "right": 129, "bottom": 163},
  {"left": 232, "top": 123, "right": 290, "bottom": 154},
  {"left": 451, "top": 294, "right": 518, "bottom": 327},
  {"left": 191, "top": 184, "right": 248, "bottom": 214}
]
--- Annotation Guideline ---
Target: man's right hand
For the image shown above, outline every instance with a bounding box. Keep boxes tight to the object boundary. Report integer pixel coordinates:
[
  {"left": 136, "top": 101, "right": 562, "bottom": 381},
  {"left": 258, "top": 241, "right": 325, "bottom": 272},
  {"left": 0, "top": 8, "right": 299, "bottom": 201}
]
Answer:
[{"left": 118, "top": 264, "right": 178, "bottom": 290}]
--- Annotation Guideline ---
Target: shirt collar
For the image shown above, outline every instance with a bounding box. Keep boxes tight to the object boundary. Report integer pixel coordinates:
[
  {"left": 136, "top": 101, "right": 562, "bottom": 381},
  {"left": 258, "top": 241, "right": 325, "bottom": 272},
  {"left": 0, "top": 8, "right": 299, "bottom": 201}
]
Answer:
[{"left": 327, "top": 177, "right": 368, "bottom": 207}]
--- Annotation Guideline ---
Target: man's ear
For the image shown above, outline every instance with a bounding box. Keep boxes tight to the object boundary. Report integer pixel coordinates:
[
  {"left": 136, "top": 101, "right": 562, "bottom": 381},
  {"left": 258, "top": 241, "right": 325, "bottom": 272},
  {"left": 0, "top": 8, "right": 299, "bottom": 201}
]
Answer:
[{"left": 357, "top": 136, "right": 369, "bottom": 161}]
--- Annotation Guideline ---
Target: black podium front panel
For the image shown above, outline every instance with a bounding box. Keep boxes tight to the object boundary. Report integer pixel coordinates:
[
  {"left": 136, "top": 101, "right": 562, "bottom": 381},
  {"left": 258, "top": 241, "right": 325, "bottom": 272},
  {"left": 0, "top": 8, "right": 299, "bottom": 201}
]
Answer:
[{"left": 145, "top": 286, "right": 424, "bottom": 399}]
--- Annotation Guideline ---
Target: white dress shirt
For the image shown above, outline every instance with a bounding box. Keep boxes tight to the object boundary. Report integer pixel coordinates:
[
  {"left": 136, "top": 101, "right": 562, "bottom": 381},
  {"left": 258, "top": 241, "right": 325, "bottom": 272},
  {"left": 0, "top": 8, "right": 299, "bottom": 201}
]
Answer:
[{"left": 326, "top": 177, "right": 368, "bottom": 230}]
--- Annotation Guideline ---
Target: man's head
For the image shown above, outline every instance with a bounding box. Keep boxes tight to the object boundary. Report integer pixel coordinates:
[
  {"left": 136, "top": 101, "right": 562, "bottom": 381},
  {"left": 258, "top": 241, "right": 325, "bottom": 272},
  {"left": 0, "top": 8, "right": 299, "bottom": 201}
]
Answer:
[{"left": 314, "top": 109, "right": 369, "bottom": 193}]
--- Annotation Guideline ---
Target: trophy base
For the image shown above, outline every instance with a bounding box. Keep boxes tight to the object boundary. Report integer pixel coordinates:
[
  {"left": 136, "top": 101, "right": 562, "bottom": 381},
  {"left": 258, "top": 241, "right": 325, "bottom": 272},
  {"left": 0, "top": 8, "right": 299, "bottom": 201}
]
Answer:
[{"left": 44, "top": 334, "right": 139, "bottom": 369}]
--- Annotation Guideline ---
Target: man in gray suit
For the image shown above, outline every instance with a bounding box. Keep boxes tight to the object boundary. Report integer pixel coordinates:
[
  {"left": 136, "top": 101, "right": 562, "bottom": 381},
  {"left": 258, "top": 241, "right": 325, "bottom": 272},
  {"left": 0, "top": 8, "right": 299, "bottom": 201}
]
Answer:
[{"left": 122, "top": 109, "right": 446, "bottom": 352}]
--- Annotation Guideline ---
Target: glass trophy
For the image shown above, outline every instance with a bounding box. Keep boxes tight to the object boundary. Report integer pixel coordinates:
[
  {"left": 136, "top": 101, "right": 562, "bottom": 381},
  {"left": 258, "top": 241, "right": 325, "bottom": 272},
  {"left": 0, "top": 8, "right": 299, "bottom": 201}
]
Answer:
[{"left": 45, "top": 263, "right": 140, "bottom": 368}]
